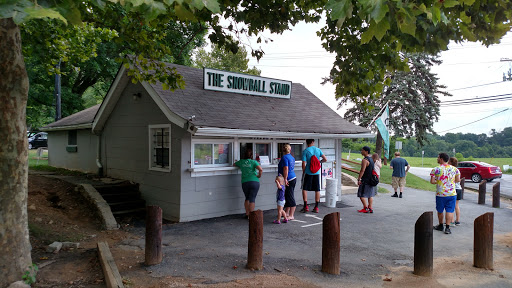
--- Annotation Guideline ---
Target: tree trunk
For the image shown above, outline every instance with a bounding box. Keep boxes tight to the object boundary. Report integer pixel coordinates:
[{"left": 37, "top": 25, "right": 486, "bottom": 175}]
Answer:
[
  {"left": 375, "top": 131, "right": 383, "bottom": 157},
  {"left": 0, "top": 18, "right": 32, "bottom": 287}
]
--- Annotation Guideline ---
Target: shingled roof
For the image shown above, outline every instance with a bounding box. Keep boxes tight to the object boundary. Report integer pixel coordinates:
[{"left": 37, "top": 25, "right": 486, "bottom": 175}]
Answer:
[
  {"left": 149, "top": 64, "right": 369, "bottom": 135},
  {"left": 42, "top": 104, "right": 100, "bottom": 130},
  {"left": 46, "top": 63, "right": 371, "bottom": 137}
]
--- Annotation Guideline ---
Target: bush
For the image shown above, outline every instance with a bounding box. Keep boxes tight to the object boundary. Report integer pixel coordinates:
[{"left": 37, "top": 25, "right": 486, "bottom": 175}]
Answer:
[{"left": 455, "top": 152, "right": 464, "bottom": 161}]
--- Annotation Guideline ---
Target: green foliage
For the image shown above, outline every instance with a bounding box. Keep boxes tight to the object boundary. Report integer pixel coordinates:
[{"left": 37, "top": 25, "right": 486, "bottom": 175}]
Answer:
[
  {"left": 194, "top": 43, "right": 261, "bottom": 75},
  {"left": 22, "top": 263, "right": 38, "bottom": 285},
  {"left": 321, "top": 0, "right": 512, "bottom": 105},
  {"left": 343, "top": 53, "right": 450, "bottom": 147},
  {"left": 455, "top": 152, "right": 464, "bottom": 162}
]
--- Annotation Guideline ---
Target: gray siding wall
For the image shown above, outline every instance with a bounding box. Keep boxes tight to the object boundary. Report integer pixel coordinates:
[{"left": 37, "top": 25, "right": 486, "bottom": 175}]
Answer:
[
  {"left": 179, "top": 142, "right": 304, "bottom": 221},
  {"left": 47, "top": 130, "right": 98, "bottom": 173},
  {"left": 102, "top": 83, "right": 185, "bottom": 221}
]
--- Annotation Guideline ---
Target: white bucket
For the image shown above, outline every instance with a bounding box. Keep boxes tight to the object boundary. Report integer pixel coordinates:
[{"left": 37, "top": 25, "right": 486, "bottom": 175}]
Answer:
[
  {"left": 324, "top": 178, "right": 338, "bottom": 208},
  {"left": 503, "top": 164, "right": 510, "bottom": 172}
]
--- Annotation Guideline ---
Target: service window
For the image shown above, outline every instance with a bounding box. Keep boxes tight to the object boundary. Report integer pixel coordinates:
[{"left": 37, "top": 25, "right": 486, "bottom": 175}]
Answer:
[
  {"left": 149, "top": 125, "right": 171, "bottom": 172},
  {"left": 277, "top": 142, "right": 303, "bottom": 162},
  {"left": 193, "top": 142, "right": 232, "bottom": 167},
  {"left": 240, "top": 142, "right": 271, "bottom": 163}
]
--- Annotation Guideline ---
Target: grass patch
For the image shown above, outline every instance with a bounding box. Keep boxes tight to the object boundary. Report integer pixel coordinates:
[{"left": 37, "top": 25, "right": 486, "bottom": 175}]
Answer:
[
  {"left": 28, "top": 149, "right": 48, "bottom": 167},
  {"left": 378, "top": 186, "right": 390, "bottom": 193}
]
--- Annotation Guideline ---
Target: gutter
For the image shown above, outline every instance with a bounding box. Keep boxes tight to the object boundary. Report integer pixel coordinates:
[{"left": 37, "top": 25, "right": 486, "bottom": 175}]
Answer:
[{"left": 40, "top": 123, "right": 92, "bottom": 132}]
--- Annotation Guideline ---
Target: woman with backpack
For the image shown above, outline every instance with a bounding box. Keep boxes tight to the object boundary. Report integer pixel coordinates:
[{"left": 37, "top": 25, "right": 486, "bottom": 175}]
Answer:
[{"left": 357, "top": 146, "right": 377, "bottom": 213}]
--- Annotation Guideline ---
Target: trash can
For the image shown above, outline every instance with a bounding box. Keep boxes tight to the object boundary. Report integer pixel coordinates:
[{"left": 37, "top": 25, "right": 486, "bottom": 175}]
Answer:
[{"left": 325, "top": 178, "right": 338, "bottom": 208}]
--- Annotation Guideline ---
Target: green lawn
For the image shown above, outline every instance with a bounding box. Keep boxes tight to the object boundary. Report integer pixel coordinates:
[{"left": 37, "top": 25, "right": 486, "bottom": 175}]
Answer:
[
  {"left": 344, "top": 159, "right": 436, "bottom": 192},
  {"left": 28, "top": 149, "right": 48, "bottom": 167},
  {"left": 344, "top": 154, "right": 512, "bottom": 173}
]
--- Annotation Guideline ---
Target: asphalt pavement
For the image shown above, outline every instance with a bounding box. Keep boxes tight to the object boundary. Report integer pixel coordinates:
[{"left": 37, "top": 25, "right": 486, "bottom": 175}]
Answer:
[
  {"left": 118, "top": 183, "right": 512, "bottom": 287},
  {"left": 408, "top": 166, "right": 512, "bottom": 199}
]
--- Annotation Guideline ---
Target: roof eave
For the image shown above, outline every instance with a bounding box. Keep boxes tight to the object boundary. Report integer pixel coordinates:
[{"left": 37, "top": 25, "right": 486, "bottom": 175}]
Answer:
[
  {"left": 193, "top": 127, "right": 374, "bottom": 139},
  {"left": 40, "top": 123, "right": 92, "bottom": 132}
]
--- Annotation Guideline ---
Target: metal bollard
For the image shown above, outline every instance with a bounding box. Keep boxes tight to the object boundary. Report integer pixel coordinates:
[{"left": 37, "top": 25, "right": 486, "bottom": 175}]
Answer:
[
  {"left": 474, "top": 212, "right": 494, "bottom": 269},
  {"left": 478, "top": 180, "right": 487, "bottom": 204},
  {"left": 247, "top": 210, "right": 263, "bottom": 270},
  {"left": 322, "top": 212, "right": 341, "bottom": 275},
  {"left": 413, "top": 212, "right": 433, "bottom": 276}
]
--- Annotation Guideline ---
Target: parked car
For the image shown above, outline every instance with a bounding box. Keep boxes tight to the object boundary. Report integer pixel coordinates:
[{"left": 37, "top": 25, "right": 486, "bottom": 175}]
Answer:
[
  {"left": 457, "top": 161, "right": 502, "bottom": 183},
  {"left": 28, "top": 132, "right": 48, "bottom": 149}
]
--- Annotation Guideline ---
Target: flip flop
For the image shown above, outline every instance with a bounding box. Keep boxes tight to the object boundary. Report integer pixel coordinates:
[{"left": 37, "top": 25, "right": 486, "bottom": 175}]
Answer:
[{"left": 273, "top": 220, "right": 281, "bottom": 224}]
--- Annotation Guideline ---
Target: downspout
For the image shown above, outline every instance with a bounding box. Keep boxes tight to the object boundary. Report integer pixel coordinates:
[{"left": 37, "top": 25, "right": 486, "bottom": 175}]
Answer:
[{"left": 96, "top": 132, "right": 103, "bottom": 177}]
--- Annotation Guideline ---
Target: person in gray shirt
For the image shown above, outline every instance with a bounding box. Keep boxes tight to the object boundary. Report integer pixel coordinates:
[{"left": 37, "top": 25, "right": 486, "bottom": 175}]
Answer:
[{"left": 389, "top": 152, "right": 410, "bottom": 198}]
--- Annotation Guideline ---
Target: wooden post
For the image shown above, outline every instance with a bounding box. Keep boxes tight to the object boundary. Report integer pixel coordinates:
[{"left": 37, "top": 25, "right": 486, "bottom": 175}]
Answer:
[
  {"left": 460, "top": 177, "right": 465, "bottom": 200},
  {"left": 478, "top": 180, "right": 487, "bottom": 204},
  {"left": 247, "top": 210, "right": 263, "bottom": 270},
  {"left": 413, "top": 211, "right": 433, "bottom": 276},
  {"left": 474, "top": 212, "right": 494, "bottom": 269},
  {"left": 322, "top": 212, "right": 340, "bottom": 275},
  {"left": 145, "top": 206, "right": 162, "bottom": 265},
  {"left": 492, "top": 182, "right": 500, "bottom": 208}
]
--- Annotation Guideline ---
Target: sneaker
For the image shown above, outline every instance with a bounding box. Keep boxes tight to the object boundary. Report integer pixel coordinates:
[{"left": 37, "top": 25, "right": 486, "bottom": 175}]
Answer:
[
  {"left": 357, "top": 208, "right": 369, "bottom": 213},
  {"left": 444, "top": 226, "right": 452, "bottom": 234},
  {"left": 313, "top": 207, "right": 319, "bottom": 213},
  {"left": 399, "top": 193, "right": 402, "bottom": 198},
  {"left": 300, "top": 205, "right": 309, "bottom": 213},
  {"left": 433, "top": 224, "right": 444, "bottom": 231},
  {"left": 454, "top": 221, "right": 461, "bottom": 226},
  {"left": 367, "top": 207, "right": 373, "bottom": 213},
  {"left": 391, "top": 193, "right": 398, "bottom": 197}
]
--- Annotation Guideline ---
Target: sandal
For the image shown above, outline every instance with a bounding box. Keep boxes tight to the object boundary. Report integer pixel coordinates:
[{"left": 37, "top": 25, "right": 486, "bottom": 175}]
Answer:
[
  {"left": 283, "top": 219, "right": 288, "bottom": 223},
  {"left": 273, "top": 220, "right": 281, "bottom": 224}
]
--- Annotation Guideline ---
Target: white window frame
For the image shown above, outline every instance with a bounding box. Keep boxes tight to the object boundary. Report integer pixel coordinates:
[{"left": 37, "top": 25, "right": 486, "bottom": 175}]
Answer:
[
  {"left": 148, "top": 124, "right": 172, "bottom": 172},
  {"left": 191, "top": 139, "right": 234, "bottom": 168},
  {"left": 239, "top": 139, "right": 273, "bottom": 164}
]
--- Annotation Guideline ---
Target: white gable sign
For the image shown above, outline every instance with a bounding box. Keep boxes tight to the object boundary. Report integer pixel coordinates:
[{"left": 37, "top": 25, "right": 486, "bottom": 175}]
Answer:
[{"left": 203, "top": 68, "right": 292, "bottom": 99}]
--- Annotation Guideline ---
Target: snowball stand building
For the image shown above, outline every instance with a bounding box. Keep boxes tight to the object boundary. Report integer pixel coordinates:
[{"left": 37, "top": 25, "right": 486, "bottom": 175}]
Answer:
[{"left": 42, "top": 63, "right": 372, "bottom": 222}]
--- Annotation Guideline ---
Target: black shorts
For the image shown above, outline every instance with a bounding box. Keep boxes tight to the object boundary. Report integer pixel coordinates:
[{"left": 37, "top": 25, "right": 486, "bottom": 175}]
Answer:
[
  {"left": 242, "top": 181, "right": 260, "bottom": 203},
  {"left": 301, "top": 174, "right": 320, "bottom": 192},
  {"left": 456, "top": 189, "right": 462, "bottom": 201},
  {"left": 284, "top": 178, "right": 297, "bottom": 208}
]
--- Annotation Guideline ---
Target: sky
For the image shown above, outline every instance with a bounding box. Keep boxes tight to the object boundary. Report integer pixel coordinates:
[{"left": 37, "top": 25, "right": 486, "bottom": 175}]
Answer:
[{"left": 243, "top": 21, "right": 512, "bottom": 137}]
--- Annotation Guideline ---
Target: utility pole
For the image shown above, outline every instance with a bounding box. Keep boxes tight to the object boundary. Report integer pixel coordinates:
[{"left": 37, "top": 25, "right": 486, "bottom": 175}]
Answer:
[
  {"left": 501, "top": 58, "right": 512, "bottom": 82},
  {"left": 54, "top": 60, "right": 61, "bottom": 121}
]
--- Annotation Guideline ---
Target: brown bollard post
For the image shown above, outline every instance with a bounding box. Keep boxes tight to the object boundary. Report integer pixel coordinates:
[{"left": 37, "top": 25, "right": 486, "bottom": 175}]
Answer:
[
  {"left": 492, "top": 182, "right": 500, "bottom": 208},
  {"left": 322, "top": 212, "right": 340, "bottom": 275},
  {"left": 247, "top": 210, "right": 263, "bottom": 270},
  {"left": 478, "top": 180, "right": 487, "bottom": 204},
  {"left": 145, "top": 206, "right": 162, "bottom": 265},
  {"left": 413, "top": 211, "right": 433, "bottom": 276},
  {"left": 474, "top": 212, "right": 494, "bottom": 269},
  {"left": 460, "top": 177, "right": 465, "bottom": 200}
]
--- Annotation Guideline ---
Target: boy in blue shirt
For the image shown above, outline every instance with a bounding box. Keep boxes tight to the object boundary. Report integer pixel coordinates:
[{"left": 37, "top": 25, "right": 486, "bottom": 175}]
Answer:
[{"left": 301, "top": 139, "right": 327, "bottom": 213}]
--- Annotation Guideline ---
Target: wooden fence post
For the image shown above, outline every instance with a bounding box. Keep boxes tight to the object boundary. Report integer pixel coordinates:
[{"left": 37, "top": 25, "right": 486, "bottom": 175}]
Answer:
[
  {"left": 247, "top": 210, "right": 263, "bottom": 270},
  {"left": 478, "top": 180, "right": 487, "bottom": 204},
  {"left": 474, "top": 212, "right": 494, "bottom": 269},
  {"left": 145, "top": 206, "right": 162, "bottom": 265},
  {"left": 413, "top": 211, "right": 433, "bottom": 276},
  {"left": 322, "top": 212, "right": 340, "bottom": 275},
  {"left": 492, "top": 182, "right": 500, "bottom": 208},
  {"left": 460, "top": 178, "right": 465, "bottom": 200}
]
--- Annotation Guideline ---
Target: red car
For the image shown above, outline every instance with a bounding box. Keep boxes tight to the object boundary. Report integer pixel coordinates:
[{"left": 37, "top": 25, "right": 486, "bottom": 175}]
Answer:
[{"left": 456, "top": 161, "right": 502, "bottom": 183}]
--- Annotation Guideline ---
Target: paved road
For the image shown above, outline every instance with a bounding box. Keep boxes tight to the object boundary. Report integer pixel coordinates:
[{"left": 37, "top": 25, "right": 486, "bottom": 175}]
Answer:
[{"left": 408, "top": 166, "right": 512, "bottom": 199}]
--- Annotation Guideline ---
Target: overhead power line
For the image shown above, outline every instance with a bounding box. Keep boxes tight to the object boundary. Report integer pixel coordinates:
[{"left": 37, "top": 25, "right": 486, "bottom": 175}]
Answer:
[
  {"left": 440, "top": 93, "right": 512, "bottom": 106},
  {"left": 448, "top": 81, "right": 506, "bottom": 91},
  {"left": 438, "top": 108, "right": 510, "bottom": 133}
]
